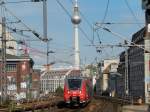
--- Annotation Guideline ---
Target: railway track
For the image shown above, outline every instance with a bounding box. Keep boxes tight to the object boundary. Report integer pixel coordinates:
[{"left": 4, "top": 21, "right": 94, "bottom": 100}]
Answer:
[
  {"left": 0, "top": 95, "right": 129, "bottom": 112},
  {"left": 54, "top": 97, "right": 122, "bottom": 112},
  {"left": 94, "top": 95, "right": 131, "bottom": 105}
]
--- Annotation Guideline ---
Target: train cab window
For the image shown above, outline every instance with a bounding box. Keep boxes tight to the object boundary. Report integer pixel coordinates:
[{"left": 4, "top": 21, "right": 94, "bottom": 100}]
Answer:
[{"left": 68, "top": 79, "right": 82, "bottom": 90}]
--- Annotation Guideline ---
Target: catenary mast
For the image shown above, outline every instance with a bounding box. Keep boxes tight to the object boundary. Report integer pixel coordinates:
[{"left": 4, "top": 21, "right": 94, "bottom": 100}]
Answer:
[{"left": 71, "top": 0, "right": 81, "bottom": 69}]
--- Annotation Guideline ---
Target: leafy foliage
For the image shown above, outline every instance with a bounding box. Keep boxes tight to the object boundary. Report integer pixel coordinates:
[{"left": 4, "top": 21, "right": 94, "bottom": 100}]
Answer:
[
  {"left": 86, "top": 64, "right": 97, "bottom": 76},
  {"left": 55, "top": 86, "right": 63, "bottom": 95}
]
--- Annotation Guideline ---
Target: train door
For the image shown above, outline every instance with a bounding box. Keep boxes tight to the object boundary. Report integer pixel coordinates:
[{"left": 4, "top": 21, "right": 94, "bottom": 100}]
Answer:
[{"left": 86, "top": 81, "right": 90, "bottom": 100}]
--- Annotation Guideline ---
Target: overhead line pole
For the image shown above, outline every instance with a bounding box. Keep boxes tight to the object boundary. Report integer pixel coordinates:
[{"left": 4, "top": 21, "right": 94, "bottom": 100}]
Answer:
[
  {"left": 42, "top": 0, "right": 50, "bottom": 70},
  {"left": 43, "top": 0, "right": 47, "bottom": 41},
  {"left": 125, "top": 47, "right": 129, "bottom": 95},
  {"left": 1, "top": 17, "right": 7, "bottom": 103}
]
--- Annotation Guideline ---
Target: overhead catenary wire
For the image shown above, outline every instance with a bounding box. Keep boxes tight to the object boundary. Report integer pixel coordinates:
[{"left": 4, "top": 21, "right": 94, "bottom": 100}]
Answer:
[
  {"left": 95, "top": 22, "right": 144, "bottom": 25},
  {"left": 87, "top": 43, "right": 144, "bottom": 48},
  {"left": 99, "top": 0, "right": 110, "bottom": 28},
  {"left": 56, "top": 0, "right": 71, "bottom": 17},
  {"left": 21, "top": 43, "right": 73, "bottom": 57},
  {"left": 97, "top": 50, "right": 120, "bottom": 62},
  {"left": 1, "top": 0, "right": 31, "bottom": 4},
  {"left": 55, "top": 0, "right": 93, "bottom": 44},
  {"left": 1, "top": 5, "right": 45, "bottom": 41},
  {"left": 57, "top": 0, "right": 114, "bottom": 57},
  {"left": 68, "top": 0, "right": 104, "bottom": 45},
  {"left": 68, "top": 0, "right": 93, "bottom": 29},
  {"left": 0, "top": 1, "right": 55, "bottom": 67},
  {"left": 2, "top": 8, "right": 31, "bottom": 39},
  {"left": 124, "top": 0, "right": 142, "bottom": 28},
  {"left": 6, "top": 26, "right": 31, "bottom": 38},
  {"left": 94, "top": 0, "right": 143, "bottom": 44},
  {"left": 68, "top": 0, "right": 97, "bottom": 44},
  {"left": 95, "top": 21, "right": 146, "bottom": 49},
  {"left": 51, "top": 41, "right": 74, "bottom": 49},
  {"left": 93, "top": 0, "right": 110, "bottom": 44},
  {"left": 78, "top": 26, "right": 93, "bottom": 44},
  {"left": 98, "top": 26, "right": 149, "bottom": 52},
  {"left": 0, "top": 1, "right": 43, "bottom": 40},
  {"left": 2, "top": 6, "right": 31, "bottom": 31},
  {"left": 3, "top": 0, "right": 32, "bottom": 4}
]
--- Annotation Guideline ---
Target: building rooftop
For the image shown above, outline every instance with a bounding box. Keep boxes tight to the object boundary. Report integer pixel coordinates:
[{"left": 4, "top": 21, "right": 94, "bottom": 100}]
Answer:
[
  {"left": 131, "top": 27, "right": 145, "bottom": 43},
  {"left": 0, "top": 51, "right": 31, "bottom": 61},
  {"left": 41, "top": 69, "right": 81, "bottom": 77}
]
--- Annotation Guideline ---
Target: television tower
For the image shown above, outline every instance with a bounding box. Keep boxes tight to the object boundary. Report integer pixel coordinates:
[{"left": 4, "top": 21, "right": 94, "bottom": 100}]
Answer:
[{"left": 71, "top": 0, "right": 81, "bottom": 69}]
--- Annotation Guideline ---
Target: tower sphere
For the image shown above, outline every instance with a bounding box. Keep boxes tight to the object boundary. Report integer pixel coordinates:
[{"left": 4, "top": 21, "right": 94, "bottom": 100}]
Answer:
[{"left": 71, "top": 15, "right": 81, "bottom": 24}]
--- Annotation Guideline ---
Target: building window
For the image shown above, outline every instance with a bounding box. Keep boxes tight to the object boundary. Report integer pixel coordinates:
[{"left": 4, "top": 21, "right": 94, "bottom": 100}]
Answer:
[{"left": 6, "top": 64, "right": 16, "bottom": 72}]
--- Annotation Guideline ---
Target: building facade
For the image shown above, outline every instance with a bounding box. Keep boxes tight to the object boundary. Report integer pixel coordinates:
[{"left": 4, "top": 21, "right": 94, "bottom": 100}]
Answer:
[
  {"left": 0, "top": 53, "right": 34, "bottom": 99},
  {"left": 40, "top": 68, "right": 80, "bottom": 93},
  {"left": 117, "top": 27, "right": 145, "bottom": 101},
  {"left": 117, "top": 51, "right": 126, "bottom": 97},
  {"left": 0, "top": 25, "right": 17, "bottom": 55},
  {"left": 128, "top": 28, "right": 145, "bottom": 99},
  {"left": 96, "top": 59, "right": 119, "bottom": 95},
  {"left": 31, "top": 69, "right": 41, "bottom": 98}
]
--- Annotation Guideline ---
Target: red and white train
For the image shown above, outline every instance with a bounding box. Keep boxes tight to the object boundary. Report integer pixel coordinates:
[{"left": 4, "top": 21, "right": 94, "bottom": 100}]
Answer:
[{"left": 64, "top": 76, "right": 93, "bottom": 106}]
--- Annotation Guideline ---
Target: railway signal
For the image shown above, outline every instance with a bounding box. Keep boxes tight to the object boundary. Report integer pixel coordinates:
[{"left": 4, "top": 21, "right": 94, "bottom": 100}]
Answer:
[{"left": 0, "top": 17, "right": 7, "bottom": 104}]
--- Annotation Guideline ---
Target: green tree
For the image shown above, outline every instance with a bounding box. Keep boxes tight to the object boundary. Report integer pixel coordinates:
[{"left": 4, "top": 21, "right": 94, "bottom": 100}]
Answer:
[
  {"left": 86, "top": 64, "right": 97, "bottom": 76},
  {"left": 55, "top": 86, "right": 63, "bottom": 96},
  {"left": 29, "top": 58, "right": 34, "bottom": 68}
]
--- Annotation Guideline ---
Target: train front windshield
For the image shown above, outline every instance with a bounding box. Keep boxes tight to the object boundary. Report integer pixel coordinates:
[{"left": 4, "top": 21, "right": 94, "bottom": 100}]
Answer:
[{"left": 68, "top": 79, "right": 82, "bottom": 90}]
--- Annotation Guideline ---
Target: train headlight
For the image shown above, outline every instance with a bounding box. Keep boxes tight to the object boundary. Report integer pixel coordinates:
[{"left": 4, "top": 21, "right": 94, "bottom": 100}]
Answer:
[
  {"left": 67, "top": 91, "right": 70, "bottom": 94},
  {"left": 79, "top": 91, "right": 82, "bottom": 94}
]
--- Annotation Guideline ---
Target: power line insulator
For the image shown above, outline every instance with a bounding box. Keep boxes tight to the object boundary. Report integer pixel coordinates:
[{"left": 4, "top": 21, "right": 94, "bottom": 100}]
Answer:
[
  {"left": 96, "top": 49, "right": 101, "bottom": 53},
  {"left": 32, "top": 31, "right": 40, "bottom": 38},
  {"left": 8, "top": 46, "right": 14, "bottom": 49},
  {"left": 124, "top": 40, "right": 128, "bottom": 45},
  {"left": 31, "top": 0, "right": 40, "bottom": 2},
  {"left": 31, "top": 0, "right": 47, "bottom": 2},
  {"left": 18, "top": 40, "right": 25, "bottom": 45},
  {"left": 12, "top": 28, "right": 16, "bottom": 32},
  {"left": 42, "top": 38, "right": 48, "bottom": 42}
]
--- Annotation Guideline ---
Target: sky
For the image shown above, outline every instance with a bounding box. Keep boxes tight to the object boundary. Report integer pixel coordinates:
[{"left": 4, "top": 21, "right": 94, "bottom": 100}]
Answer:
[{"left": 1, "top": 0, "right": 145, "bottom": 68}]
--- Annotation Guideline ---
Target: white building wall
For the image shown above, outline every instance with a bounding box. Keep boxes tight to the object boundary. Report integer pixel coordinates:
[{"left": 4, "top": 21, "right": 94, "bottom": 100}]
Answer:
[
  {"left": 40, "top": 72, "right": 66, "bottom": 93},
  {"left": 0, "top": 25, "right": 17, "bottom": 55},
  {"left": 98, "top": 59, "right": 119, "bottom": 93},
  {"left": 102, "top": 73, "right": 109, "bottom": 91},
  {"left": 102, "top": 59, "right": 119, "bottom": 71}
]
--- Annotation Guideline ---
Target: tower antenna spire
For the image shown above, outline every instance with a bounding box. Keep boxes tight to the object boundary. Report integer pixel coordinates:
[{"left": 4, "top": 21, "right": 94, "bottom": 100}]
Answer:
[{"left": 75, "top": 0, "right": 78, "bottom": 7}]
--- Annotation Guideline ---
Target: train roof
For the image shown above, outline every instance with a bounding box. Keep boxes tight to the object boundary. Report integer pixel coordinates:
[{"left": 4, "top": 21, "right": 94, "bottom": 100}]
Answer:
[{"left": 65, "top": 76, "right": 92, "bottom": 80}]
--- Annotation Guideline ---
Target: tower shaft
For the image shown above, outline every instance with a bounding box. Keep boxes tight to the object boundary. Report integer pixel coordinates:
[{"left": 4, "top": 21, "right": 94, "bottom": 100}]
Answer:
[
  {"left": 71, "top": 0, "right": 81, "bottom": 70},
  {"left": 74, "top": 24, "right": 80, "bottom": 69}
]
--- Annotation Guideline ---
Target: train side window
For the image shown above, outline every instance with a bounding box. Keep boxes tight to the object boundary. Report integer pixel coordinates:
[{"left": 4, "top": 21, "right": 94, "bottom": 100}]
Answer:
[{"left": 86, "top": 83, "right": 90, "bottom": 95}]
